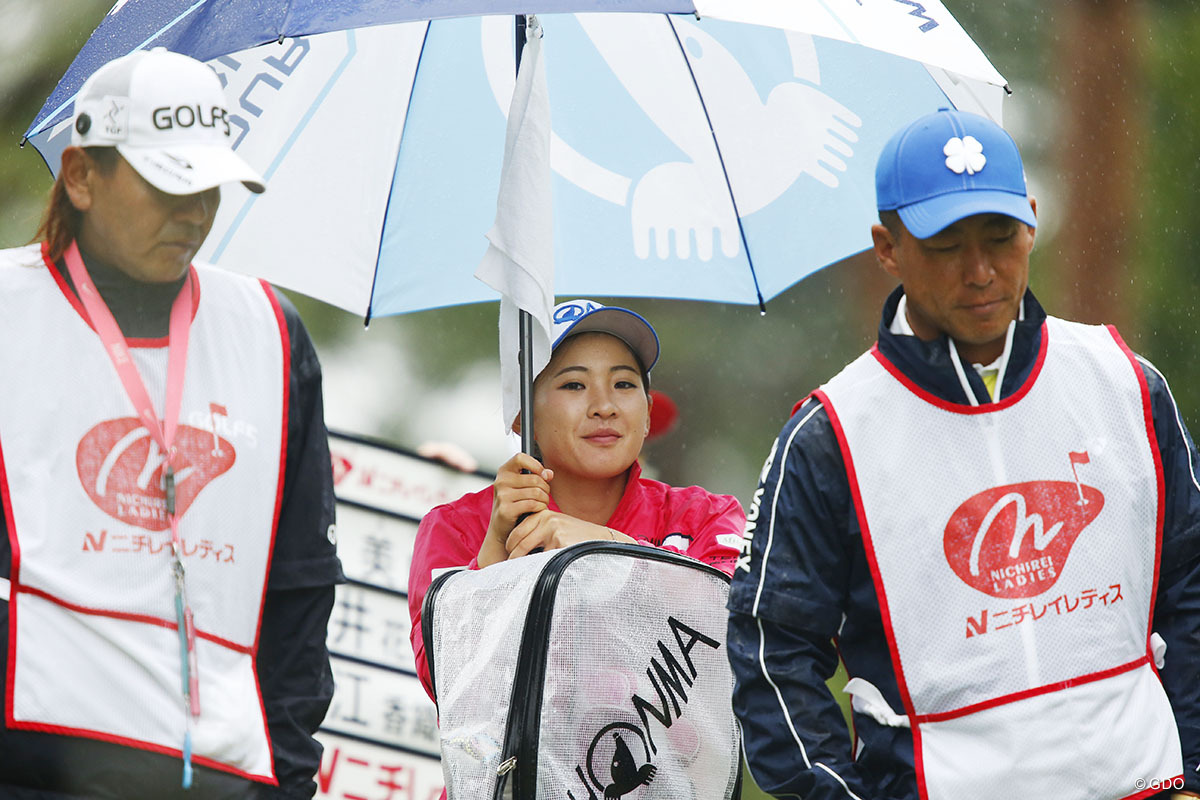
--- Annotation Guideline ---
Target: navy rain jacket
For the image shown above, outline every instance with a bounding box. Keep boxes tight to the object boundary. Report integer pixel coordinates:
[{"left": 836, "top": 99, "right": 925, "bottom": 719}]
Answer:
[{"left": 727, "top": 287, "right": 1200, "bottom": 799}]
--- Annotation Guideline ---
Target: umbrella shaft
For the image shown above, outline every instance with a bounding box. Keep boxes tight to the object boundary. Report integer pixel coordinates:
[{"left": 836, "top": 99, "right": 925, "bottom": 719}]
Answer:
[
  {"left": 519, "top": 309, "right": 535, "bottom": 456},
  {"left": 515, "top": 15, "right": 527, "bottom": 72},
  {"left": 515, "top": 14, "right": 535, "bottom": 459}
]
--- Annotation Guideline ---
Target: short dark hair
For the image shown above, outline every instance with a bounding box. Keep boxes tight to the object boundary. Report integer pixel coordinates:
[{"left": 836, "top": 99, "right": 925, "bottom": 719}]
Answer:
[
  {"left": 34, "top": 146, "right": 119, "bottom": 262},
  {"left": 879, "top": 209, "right": 904, "bottom": 240}
]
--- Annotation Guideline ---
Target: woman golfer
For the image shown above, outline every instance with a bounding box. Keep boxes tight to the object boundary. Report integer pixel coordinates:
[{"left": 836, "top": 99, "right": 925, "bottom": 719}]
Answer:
[{"left": 407, "top": 299, "right": 744, "bottom": 699}]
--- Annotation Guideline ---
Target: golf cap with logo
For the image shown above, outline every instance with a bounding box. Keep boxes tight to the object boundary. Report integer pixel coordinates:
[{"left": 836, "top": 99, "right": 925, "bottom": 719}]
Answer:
[
  {"left": 875, "top": 109, "right": 1035, "bottom": 239},
  {"left": 551, "top": 300, "right": 659, "bottom": 374},
  {"left": 71, "top": 48, "right": 265, "bottom": 195}
]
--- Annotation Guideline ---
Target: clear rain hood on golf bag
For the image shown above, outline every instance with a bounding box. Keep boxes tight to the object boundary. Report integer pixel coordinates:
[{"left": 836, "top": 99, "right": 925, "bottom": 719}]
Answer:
[{"left": 423, "top": 541, "right": 742, "bottom": 800}]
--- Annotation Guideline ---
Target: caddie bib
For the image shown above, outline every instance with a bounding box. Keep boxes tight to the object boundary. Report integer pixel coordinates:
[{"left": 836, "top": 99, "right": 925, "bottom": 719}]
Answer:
[
  {"left": 0, "top": 244, "right": 287, "bottom": 783},
  {"left": 818, "top": 316, "right": 1182, "bottom": 800}
]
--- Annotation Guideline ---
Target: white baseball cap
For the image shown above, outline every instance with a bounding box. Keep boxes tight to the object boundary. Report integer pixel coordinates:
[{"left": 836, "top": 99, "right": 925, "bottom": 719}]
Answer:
[{"left": 71, "top": 48, "right": 265, "bottom": 195}]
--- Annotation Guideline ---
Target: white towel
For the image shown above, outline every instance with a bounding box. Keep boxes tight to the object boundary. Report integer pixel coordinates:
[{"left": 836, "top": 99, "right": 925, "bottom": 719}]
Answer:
[
  {"left": 474, "top": 18, "right": 554, "bottom": 431},
  {"left": 843, "top": 676, "right": 912, "bottom": 728}
]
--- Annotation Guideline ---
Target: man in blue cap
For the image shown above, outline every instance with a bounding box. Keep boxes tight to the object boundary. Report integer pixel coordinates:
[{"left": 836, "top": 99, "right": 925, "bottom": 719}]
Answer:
[{"left": 727, "top": 109, "right": 1200, "bottom": 800}]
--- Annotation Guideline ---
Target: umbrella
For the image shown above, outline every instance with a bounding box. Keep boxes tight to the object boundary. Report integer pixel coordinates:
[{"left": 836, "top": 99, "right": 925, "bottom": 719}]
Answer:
[
  {"left": 23, "top": 1, "right": 1008, "bottom": 446},
  {"left": 24, "top": 1, "right": 1007, "bottom": 318}
]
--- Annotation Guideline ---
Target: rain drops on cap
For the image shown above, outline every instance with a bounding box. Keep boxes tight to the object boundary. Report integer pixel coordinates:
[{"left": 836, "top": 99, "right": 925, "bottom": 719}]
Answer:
[
  {"left": 551, "top": 300, "right": 659, "bottom": 374},
  {"left": 71, "top": 47, "right": 265, "bottom": 196},
  {"left": 875, "top": 108, "right": 1035, "bottom": 239}
]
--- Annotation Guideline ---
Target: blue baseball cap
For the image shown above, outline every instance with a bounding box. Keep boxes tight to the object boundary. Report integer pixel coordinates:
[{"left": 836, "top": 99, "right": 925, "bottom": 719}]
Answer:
[
  {"left": 550, "top": 299, "right": 659, "bottom": 373},
  {"left": 876, "top": 109, "right": 1036, "bottom": 239}
]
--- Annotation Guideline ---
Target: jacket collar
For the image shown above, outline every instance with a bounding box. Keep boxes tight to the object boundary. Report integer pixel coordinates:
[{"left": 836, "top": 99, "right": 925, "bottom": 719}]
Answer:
[
  {"left": 875, "top": 285, "right": 1047, "bottom": 405},
  {"left": 546, "top": 461, "right": 643, "bottom": 524}
]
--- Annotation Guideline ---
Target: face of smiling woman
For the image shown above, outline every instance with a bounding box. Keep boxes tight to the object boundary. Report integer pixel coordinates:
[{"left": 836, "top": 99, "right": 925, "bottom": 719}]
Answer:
[{"left": 531, "top": 332, "right": 651, "bottom": 485}]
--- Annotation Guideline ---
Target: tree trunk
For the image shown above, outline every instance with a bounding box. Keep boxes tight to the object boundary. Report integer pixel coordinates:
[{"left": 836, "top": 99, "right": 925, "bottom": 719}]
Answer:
[{"left": 1053, "top": 0, "right": 1147, "bottom": 331}]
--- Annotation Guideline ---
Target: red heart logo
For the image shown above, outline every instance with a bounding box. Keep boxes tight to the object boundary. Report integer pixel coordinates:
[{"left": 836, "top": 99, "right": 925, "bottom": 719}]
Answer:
[
  {"left": 76, "top": 417, "right": 236, "bottom": 531},
  {"left": 943, "top": 481, "right": 1104, "bottom": 598}
]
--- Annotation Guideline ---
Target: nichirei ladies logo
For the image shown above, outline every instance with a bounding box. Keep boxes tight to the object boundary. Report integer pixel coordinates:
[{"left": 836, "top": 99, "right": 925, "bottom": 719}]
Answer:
[
  {"left": 943, "top": 452, "right": 1103, "bottom": 598},
  {"left": 75, "top": 412, "right": 236, "bottom": 530}
]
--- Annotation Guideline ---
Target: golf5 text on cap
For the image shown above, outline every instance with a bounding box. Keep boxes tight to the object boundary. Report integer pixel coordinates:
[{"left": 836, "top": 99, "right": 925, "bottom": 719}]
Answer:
[
  {"left": 71, "top": 47, "right": 265, "bottom": 196},
  {"left": 875, "top": 109, "right": 1035, "bottom": 239}
]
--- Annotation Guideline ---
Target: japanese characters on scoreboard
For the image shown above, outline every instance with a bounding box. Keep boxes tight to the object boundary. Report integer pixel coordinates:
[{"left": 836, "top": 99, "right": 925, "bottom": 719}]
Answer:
[{"left": 318, "top": 432, "right": 492, "bottom": 800}]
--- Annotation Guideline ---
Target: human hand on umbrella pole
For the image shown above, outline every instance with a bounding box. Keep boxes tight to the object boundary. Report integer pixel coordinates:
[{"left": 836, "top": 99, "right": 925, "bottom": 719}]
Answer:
[
  {"left": 478, "top": 452, "right": 553, "bottom": 568},
  {"left": 505, "top": 509, "right": 633, "bottom": 561}
]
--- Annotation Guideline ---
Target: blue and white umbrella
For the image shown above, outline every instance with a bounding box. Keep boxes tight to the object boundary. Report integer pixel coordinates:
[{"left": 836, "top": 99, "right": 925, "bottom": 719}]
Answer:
[{"left": 25, "top": 1, "right": 1007, "bottom": 320}]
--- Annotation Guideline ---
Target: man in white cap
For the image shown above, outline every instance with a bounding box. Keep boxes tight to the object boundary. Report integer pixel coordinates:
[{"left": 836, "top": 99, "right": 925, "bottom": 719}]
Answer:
[
  {"left": 728, "top": 109, "right": 1200, "bottom": 799},
  {"left": 0, "top": 49, "right": 341, "bottom": 798}
]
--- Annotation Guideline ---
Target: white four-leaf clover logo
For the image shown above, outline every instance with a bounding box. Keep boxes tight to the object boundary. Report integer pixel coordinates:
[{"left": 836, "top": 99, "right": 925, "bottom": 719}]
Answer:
[{"left": 944, "top": 135, "right": 986, "bottom": 175}]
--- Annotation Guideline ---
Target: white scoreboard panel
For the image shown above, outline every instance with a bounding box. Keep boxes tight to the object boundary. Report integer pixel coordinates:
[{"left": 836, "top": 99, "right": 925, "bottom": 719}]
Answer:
[{"left": 316, "top": 432, "right": 492, "bottom": 800}]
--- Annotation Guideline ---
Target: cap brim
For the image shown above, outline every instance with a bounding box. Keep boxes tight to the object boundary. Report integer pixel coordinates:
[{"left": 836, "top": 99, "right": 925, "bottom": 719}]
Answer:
[
  {"left": 118, "top": 144, "right": 266, "bottom": 195},
  {"left": 557, "top": 308, "right": 660, "bottom": 373},
  {"left": 898, "top": 189, "right": 1036, "bottom": 239}
]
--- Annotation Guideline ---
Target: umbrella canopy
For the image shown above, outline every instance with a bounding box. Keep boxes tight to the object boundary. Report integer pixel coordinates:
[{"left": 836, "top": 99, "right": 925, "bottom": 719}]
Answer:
[{"left": 24, "top": 1, "right": 1008, "bottom": 319}]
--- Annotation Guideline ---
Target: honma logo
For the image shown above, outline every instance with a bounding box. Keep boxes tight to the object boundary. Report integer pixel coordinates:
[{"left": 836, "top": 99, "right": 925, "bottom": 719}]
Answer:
[
  {"left": 567, "top": 617, "right": 720, "bottom": 800},
  {"left": 76, "top": 416, "right": 236, "bottom": 530},
  {"left": 585, "top": 723, "right": 657, "bottom": 799},
  {"left": 943, "top": 452, "right": 1104, "bottom": 599}
]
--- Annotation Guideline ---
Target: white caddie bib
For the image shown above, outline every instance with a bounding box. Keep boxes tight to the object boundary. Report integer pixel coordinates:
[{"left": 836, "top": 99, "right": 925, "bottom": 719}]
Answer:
[
  {"left": 0, "top": 244, "right": 287, "bottom": 782},
  {"left": 819, "top": 316, "right": 1182, "bottom": 800}
]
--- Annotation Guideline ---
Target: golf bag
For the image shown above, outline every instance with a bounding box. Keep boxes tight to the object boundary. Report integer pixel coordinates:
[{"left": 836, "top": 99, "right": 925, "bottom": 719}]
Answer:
[{"left": 423, "top": 541, "right": 742, "bottom": 800}]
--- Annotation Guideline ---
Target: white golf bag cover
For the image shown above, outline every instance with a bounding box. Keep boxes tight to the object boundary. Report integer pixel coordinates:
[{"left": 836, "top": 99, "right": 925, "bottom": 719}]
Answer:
[{"left": 423, "top": 542, "right": 742, "bottom": 800}]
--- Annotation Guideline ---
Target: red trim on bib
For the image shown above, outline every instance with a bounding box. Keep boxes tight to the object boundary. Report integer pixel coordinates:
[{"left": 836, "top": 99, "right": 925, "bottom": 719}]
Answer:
[
  {"left": 43, "top": 241, "right": 88, "bottom": 326},
  {"left": 790, "top": 392, "right": 816, "bottom": 419},
  {"left": 17, "top": 585, "right": 254, "bottom": 654},
  {"left": 2, "top": 433, "right": 20, "bottom": 730},
  {"left": 913, "top": 655, "right": 1149, "bottom": 724},
  {"left": 40, "top": 241, "right": 202, "bottom": 349},
  {"left": 254, "top": 280, "right": 290, "bottom": 650},
  {"left": 8, "top": 717, "right": 278, "bottom": 785},
  {"left": 815, "top": 389, "right": 917, "bottom": 712},
  {"left": 250, "top": 278, "right": 290, "bottom": 784},
  {"left": 814, "top": 387, "right": 928, "bottom": 793},
  {"left": 870, "top": 322, "right": 1050, "bottom": 414},
  {"left": 1107, "top": 324, "right": 1168, "bottom": 671}
]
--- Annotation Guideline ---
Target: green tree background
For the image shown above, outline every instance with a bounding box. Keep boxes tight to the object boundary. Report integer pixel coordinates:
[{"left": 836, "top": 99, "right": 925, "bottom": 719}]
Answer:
[{"left": 2, "top": 2, "right": 1197, "bottom": 796}]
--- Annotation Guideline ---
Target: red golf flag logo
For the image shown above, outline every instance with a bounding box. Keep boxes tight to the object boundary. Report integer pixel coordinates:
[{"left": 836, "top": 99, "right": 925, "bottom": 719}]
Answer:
[
  {"left": 76, "top": 416, "right": 236, "bottom": 530},
  {"left": 944, "top": 452, "right": 1103, "bottom": 598}
]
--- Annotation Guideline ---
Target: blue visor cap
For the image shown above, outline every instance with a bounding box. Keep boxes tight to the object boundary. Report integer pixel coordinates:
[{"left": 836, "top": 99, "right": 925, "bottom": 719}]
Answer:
[
  {"left": 550, "top": 299, "right": 659, "bottom": 374},
  {"left": 876, "top": 109, "right": 1037, "bottom": 239}
]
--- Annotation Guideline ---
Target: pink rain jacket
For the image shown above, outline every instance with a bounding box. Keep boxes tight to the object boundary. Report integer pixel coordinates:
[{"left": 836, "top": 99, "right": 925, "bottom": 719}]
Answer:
[{"left": 407, "top": 461, "right": 744, "bottom": 699}]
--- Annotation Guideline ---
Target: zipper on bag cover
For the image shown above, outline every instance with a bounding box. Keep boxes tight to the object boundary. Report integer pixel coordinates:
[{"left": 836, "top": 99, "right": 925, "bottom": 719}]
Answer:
[{"left": 495, "top": 542, "right": 731, "bottom": 800}]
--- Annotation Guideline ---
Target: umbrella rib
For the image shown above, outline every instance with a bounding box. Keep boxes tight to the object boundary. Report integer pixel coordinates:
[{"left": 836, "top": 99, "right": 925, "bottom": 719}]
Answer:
[
  {"left": 279, "top": 0, "right": 295, "bottom": 42},
  {"left": 364, "top": 19, "right": 434, "bottom": 326},
  {"left": 664, "top": 14, "right": 766, "bottom": 314},
  {"left": 27, "top": 0, "right": 211, "bottom": 139}
]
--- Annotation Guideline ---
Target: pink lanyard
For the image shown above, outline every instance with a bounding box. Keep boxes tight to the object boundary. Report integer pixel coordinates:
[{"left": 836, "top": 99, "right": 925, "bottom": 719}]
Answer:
[{"left": 64, "top": 242, "right": 202, "bottom": 786}]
